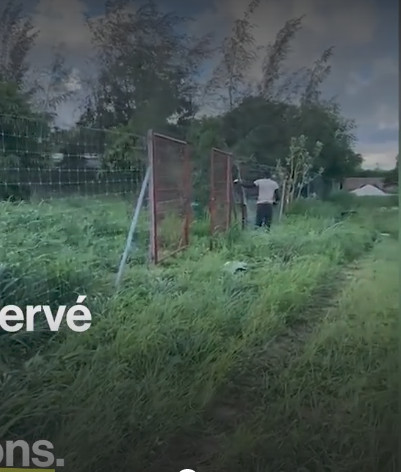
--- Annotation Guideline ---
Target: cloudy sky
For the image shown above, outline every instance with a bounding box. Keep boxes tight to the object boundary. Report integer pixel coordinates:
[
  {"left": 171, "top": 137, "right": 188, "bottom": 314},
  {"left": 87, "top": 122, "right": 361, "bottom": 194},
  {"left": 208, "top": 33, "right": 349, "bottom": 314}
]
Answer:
[{"left": 23, "top": 0, "right": 398, "bottom": 169}]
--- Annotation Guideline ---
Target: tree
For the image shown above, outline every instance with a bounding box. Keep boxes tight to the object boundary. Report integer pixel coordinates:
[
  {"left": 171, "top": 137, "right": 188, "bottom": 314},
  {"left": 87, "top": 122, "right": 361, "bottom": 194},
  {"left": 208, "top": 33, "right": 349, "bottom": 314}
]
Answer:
[
  {"left": 206, "top": 0, "right": 261, "bottom": 111},
  {"left": 221, "top": 96, "right": 296, "bottom": 167},
  {"left": 0, "top": 1, "right": 38, "bottom": 88},
  {"left": 260, "top": 16, "right": 304, "bottom": 99},
  {"left": 81, "top": 0, "right": 211, "bottom": 130},
  {"left": 276, "top": 135, "right": 323, "bottom": 205},
  {"left": 293, "top": 102, "right": 362, "bottom": 180},
  {"left": 32, "top": 44, "right": 77, "bottom": 116},
  {"left": 0, "top": 81, "right": 52, "bottom": 168},
  {"left": 207, "top": 94, "right": 361, "bottom": 183},
  {"left": 101, "top": 124, "right": 146, "bottom": 172},
  {"left": 301, "top": 47, "right": 334, "bottom": 105},
  {"left": 186, "top": 117, "right": 226, "bottom": 207},
  {"left": 384, "top": 155, "right": 398, "bottom": 185}
]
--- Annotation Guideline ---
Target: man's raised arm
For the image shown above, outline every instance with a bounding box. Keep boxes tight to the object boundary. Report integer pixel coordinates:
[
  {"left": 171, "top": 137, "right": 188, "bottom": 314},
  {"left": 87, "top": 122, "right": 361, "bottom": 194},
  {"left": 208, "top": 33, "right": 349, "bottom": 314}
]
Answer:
[{"left": 234, "top": 179, "right": 256, "bottom": 189}]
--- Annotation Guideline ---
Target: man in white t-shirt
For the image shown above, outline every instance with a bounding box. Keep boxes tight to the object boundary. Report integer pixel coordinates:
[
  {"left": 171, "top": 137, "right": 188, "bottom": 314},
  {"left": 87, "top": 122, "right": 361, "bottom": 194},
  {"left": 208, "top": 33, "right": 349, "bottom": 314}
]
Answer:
[{"left": 234, "top": 170, "right": 280, "bottom": 229}]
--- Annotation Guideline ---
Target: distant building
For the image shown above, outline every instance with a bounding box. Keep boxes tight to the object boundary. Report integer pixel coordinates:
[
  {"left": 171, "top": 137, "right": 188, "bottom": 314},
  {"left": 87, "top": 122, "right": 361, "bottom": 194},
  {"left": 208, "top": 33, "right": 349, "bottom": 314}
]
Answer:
[
  {"left": 350, "top": 184, "right": 387, "bottom": 197},
  {"left": 342, "top": 177, "right": 385, "bottom": 192},
  {"left": 83, "top": 154, "right": 101, "bottom": 169},
  {"left": 343, "top": 177, "right": 397, "bottom": 195},
  {"left": 52, "top": 153, "right": 102, "bottom": 169}
]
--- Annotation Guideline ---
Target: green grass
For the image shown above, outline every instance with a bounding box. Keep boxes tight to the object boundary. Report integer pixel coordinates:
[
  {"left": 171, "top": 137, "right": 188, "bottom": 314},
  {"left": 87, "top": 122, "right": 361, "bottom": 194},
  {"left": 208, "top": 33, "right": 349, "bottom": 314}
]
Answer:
[
  {"left": 206, "top": 238, "right": 398, "bottom": 472},
  {"left": 0, "top": 195, "right": 397, "bottom": 471}
]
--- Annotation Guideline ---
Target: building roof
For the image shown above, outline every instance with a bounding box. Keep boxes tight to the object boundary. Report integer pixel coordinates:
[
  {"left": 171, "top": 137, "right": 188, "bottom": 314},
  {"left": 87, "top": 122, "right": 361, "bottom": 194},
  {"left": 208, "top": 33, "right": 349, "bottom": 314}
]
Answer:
[
  {"left": 350, "top": 184, "right": 387, "bottom": 196},
  {"left": 343, "top": 177, "right": 385, "bottom": 191}
]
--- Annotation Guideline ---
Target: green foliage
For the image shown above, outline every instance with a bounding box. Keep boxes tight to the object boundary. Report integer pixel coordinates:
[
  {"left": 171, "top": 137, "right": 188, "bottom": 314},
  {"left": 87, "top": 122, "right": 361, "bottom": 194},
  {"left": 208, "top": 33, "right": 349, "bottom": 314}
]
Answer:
[
  {"left": 298, "top": 103, "right": 362, "bottom": 178},
  {"left": 222, "top": 97, "right": 293, "bottom": 164},
  {"left": 383, "top": 155, "right": 398, "bottom": 185},
  {"left": 207, "top": 0, "right": 261, "bottom": 110},
  {"left": 101, "top": 124, "right": 146, "bottom": 171},
  {"left": 0, "top": 1, "right": 38, "bottom": 87},
  {"left": 81, "top": 1, "right": 211, "bottom": 129},
  {"left": 0, "top": 82, "right": 53, "bottom": 170},
  {"left": 277, "top": 134, "right": 323, "bottom": 204},
  {"left": 327, "top": 190, "right": 398, "bottom": 209},
  {"left": 187, "top": 117, "right": 227, "bottom": 208},
  {"left": 0, "top": 197, "right": 393, "bottom": 470},
  {"left": 209, "top": 239, "right": 397, "bottom": 471},
  {"left": 189, "top": 96, "right": 361, "bottom": 184},
  {"left": 72, "top": 1, "right": 362, "bottom": 186}
]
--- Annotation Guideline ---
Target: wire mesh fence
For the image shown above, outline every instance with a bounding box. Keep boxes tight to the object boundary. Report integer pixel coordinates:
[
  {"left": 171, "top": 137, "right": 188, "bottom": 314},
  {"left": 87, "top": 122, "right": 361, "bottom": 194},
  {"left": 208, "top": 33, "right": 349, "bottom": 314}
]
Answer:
[
  {"left": 209, "top": 148, "right": 234, "bottom": 238},
  {"left": 0, "top": 112, "right": 301, "bottom": 300},
  {"left": 0, "top": 114, "right": 153, "bottom": 307},
  {"left": 0, "top": 114, "right": 147, "bottom": 202},
  {"left": 148, "top": 131, "right": 192, "bottom": 264}
]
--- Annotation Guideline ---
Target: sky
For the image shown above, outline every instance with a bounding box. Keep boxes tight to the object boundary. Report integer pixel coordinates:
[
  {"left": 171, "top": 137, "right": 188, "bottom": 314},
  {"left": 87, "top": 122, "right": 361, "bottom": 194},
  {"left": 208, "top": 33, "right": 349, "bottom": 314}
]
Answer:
[{"left": 23, "top": 0, "right": 398, "bottom": 170}]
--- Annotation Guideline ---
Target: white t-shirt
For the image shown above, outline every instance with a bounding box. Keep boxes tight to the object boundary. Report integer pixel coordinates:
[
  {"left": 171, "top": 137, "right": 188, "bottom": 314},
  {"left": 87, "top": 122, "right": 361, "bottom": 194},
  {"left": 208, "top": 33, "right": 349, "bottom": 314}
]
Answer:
[{"left": 254, "top": 178, "right": 279, "bottom": 204}]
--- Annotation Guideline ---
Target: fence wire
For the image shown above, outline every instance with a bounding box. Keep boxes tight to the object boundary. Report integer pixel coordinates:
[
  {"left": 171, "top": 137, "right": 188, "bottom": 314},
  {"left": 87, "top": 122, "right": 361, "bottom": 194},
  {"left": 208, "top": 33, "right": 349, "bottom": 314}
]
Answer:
[
  {"left": 0, "top": 114, "right": 152, "bottom": 305},
  {"left": 0, "top": 114, "right": 147, "bottom": 202}
]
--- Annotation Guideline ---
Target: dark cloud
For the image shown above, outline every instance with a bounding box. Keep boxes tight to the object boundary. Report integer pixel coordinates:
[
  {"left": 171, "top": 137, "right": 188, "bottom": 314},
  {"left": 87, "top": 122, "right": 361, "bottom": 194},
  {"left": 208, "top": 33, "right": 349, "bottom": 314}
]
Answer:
[
  {"left": 26, "top": 0, "right": 397, "bottom": 168},
  {"left": 361, "top": 128, "right": 398, "bottom": 144}
]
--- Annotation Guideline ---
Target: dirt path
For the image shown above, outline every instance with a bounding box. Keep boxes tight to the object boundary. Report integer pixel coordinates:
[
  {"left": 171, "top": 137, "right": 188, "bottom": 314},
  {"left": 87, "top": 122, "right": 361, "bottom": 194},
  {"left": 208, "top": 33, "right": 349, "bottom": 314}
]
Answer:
[{"left": 148, "top": 242, "right": 393, "bottom": 472}]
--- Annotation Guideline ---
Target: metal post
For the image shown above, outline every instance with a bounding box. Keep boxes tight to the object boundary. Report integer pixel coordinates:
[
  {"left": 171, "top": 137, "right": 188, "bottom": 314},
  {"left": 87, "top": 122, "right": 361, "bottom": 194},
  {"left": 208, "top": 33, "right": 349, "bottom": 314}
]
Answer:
[
  {"left": 226, "top": 154, "right": 233, "bottom": 228},
  {"left": 209, "top": 149, "right": 215, "bottom": 249},
  {"left": 278, "top": 178, "right": 286, "bottom": 222},
  {"left": 115, "top": 166, "right": 150, "bottom": 288},
  {"left": 236, "top": 162, "right": 247, "bottom": 229},
  {"left": 183, "top": 144, "right": 191, "bottom": 247},
  {"left": 148, "top": 129, "right": 158, "bottom": 264}
]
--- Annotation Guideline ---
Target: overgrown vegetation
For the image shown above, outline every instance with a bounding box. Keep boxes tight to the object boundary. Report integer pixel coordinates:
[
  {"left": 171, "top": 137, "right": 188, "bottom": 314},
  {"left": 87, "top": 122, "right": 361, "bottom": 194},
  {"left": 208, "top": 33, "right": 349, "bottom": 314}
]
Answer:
[
  {"left": 0, "top": 0, "right": 397, "bottom": 194},
  {"left": 0, "top": 1, "right": 397, "bottom": 471},
  {"left": 0, "top": 196, "right": 397, "bottom": 471}
]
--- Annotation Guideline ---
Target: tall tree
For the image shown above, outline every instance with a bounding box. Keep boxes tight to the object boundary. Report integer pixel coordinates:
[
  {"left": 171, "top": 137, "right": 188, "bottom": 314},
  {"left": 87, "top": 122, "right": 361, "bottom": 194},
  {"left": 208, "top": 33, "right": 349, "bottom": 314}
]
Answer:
[
  {"left": 32, "top": 43, "right": 77, "bottom": 116},
  {"left": 301, "top": 47, "right": 334, "bottom": 105},
  {"left": 81, "top": 0, "right": 211, "bottom": 130},
  {"left": 0, "top": 1, "right": 38, "bottom": 87},
  {"left": 384, "top": 155, "right": 398, "bottom": 185},
  {"left": 296, "top": 101, "right": 362, "bottom": 179},
  {"left": 206, "top": 0, "right": 261, "bottom": 111},
  {"left": 260, "top": 16, "right": 304, "bottom": 99},
  {"left": 0, "top": 82, "right": 52, "bottom": 168},
  {"left": 217, "top": 95, "right": 361, "bottom": 180}
]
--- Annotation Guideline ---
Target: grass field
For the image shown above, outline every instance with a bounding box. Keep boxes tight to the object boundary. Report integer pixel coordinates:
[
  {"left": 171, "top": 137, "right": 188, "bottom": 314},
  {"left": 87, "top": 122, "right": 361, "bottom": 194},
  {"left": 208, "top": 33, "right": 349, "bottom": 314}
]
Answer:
[{"left": 0, "top": 193, "right": 398, "bottom": 471}]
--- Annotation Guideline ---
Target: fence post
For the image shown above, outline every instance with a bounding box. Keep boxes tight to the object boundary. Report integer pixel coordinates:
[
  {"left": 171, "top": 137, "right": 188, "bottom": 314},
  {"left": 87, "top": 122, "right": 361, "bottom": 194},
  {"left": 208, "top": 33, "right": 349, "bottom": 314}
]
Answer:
[
  {"left": 278, "top": 178, "right": 287, "bottom": 222},
  {"left": 209, "top": 149, "right": 215, "bottom": 250},
  {"left": 183, "top": 144, "right": 191, "bottom": 247},
  {"left": 148, "top": 129, "right": 157, "bottom": 264},
  {"left": 236, "top": 162, "right": 247, "bottom": 229},
  {"left": 115, "top": 166, "right": 150, "bottom": 289},
  {"left": 227, "top": 154, "right": 234, "bottom": 227}
]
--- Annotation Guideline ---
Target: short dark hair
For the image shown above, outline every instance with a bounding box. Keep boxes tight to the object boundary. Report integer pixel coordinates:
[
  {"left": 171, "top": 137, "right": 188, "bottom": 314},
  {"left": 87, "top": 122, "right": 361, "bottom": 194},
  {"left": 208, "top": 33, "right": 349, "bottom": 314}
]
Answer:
[{"left": 263, "top": 169, "right": 271, "bottom": 178}]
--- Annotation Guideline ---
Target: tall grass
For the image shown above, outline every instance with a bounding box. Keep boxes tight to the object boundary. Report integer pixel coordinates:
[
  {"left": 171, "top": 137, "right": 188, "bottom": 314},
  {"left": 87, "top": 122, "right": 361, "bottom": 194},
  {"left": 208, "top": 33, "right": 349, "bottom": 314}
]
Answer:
[
  {"left": 0, "top": 196, "right": 396, "bottom": 471},
  {"left": 213, "top": 239, "right": 398, "bottom": 472}
]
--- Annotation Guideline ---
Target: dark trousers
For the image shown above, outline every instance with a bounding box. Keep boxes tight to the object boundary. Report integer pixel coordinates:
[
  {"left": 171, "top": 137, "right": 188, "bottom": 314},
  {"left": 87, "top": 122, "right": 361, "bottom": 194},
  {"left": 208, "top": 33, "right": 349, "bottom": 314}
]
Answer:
[{"left": 256, "top": 203, "right": 273, "bottom": 228}]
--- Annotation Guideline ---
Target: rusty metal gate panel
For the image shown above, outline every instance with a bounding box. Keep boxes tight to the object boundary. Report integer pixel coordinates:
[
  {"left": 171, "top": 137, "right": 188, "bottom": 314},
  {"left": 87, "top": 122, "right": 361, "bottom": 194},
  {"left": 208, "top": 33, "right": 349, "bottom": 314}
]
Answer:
[
  {"left": 210, "top": 148, "right": 234, "bottom": 237},
  {"left": 148, "top": 131, "right": 191, "bottom": 264}
]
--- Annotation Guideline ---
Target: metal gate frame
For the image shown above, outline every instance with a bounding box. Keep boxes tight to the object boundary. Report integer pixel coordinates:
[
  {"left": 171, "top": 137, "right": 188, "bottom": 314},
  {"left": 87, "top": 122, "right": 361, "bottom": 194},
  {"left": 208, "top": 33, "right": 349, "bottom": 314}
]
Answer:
[
  {"left": 234, "top": 162, "right": 247, "bottom": 229},
  {"left": 209, "top": 148, "right": 234, "bottom": 240},
  {"left": 148, "top": 130, "right": 192, "bottom": 264}
]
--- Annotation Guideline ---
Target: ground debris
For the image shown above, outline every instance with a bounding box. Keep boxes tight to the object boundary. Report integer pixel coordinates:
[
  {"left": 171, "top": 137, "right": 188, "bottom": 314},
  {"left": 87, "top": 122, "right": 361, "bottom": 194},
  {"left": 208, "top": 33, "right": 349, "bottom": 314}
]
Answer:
[{"left": 223, "top": 261, "right": 248, "bottom": 274}]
